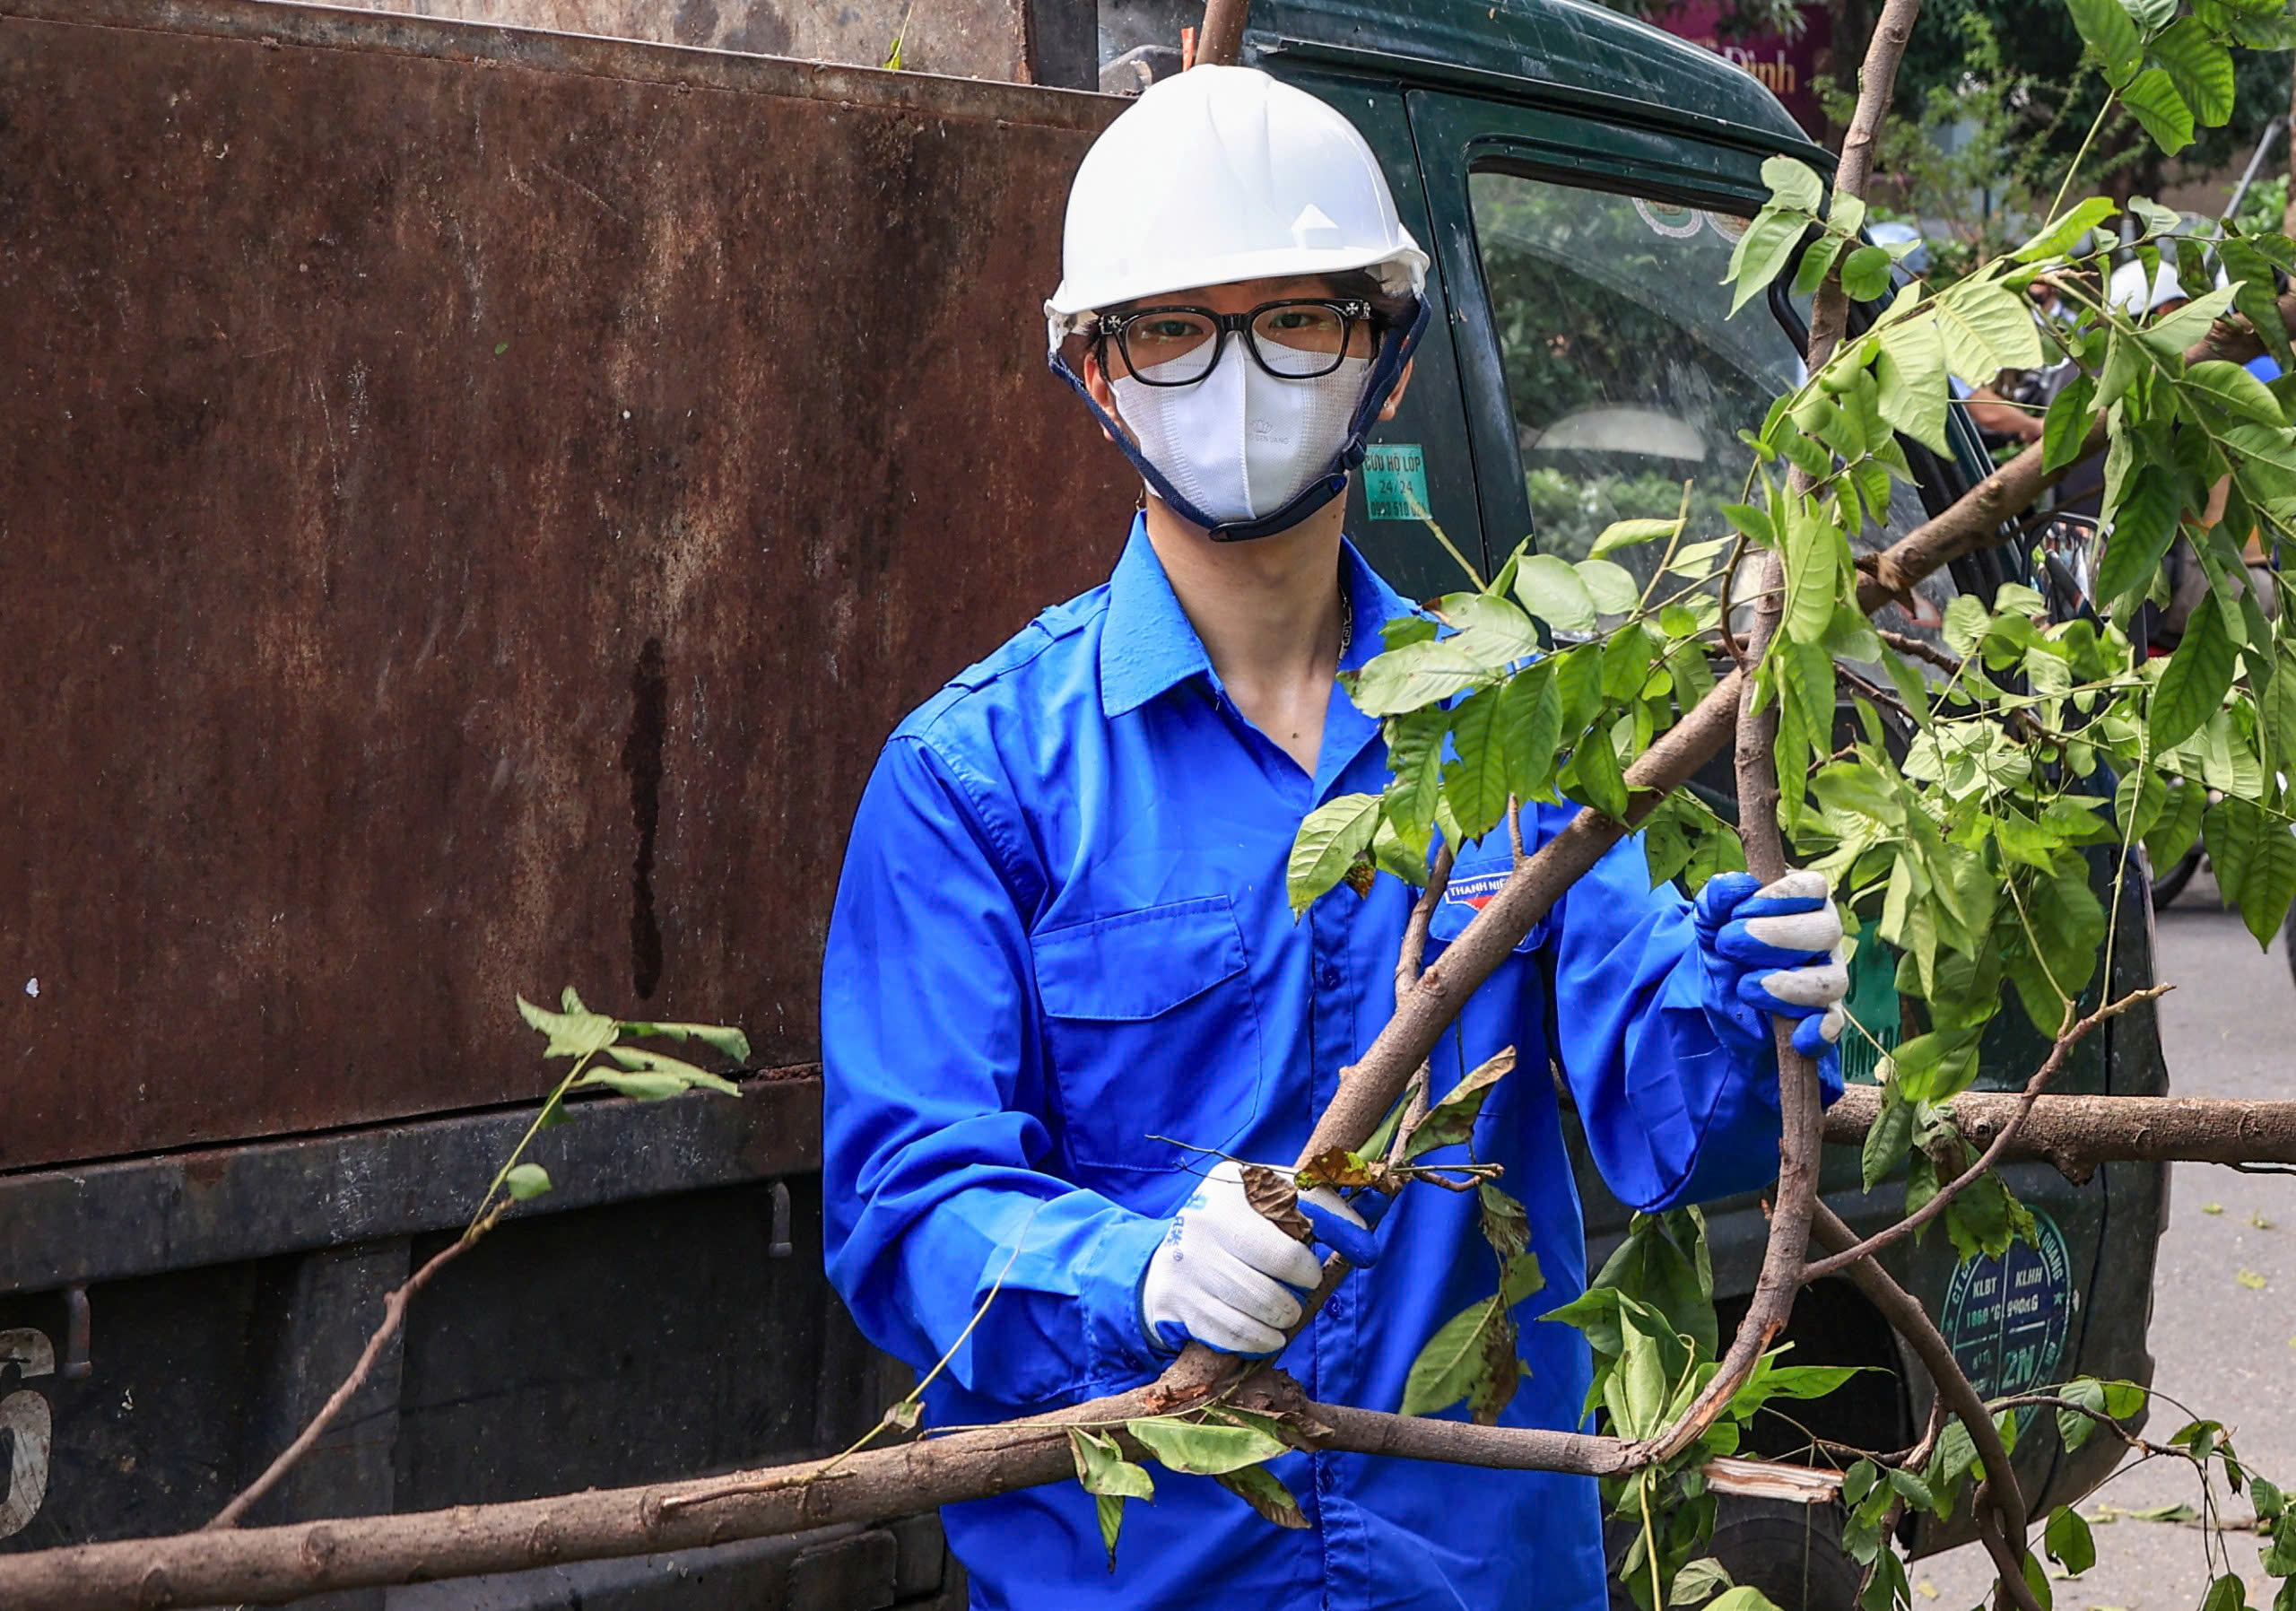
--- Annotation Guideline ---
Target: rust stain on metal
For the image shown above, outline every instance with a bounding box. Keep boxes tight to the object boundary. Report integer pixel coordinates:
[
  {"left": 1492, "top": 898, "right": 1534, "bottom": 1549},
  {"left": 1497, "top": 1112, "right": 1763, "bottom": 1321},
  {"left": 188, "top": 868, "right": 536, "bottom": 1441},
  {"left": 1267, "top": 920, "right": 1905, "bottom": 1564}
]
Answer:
[{"left": 0, "top": 0, "right": 1133, "bottom": 1168}]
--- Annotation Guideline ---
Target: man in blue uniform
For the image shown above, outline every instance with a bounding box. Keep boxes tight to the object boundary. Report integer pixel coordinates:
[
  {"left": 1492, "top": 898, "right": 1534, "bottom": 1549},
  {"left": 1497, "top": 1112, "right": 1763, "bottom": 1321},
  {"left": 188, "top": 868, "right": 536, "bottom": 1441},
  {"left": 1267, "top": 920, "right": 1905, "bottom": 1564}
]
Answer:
[{"left": 822, "top": 64, "right": 1848, "bottom": 1611}]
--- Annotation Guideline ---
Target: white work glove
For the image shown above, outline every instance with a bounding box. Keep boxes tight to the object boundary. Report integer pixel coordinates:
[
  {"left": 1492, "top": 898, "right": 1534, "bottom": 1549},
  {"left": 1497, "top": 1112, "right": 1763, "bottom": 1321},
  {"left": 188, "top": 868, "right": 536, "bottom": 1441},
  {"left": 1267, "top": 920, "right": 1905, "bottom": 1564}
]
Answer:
[{"left": 1139, "top": 1159, "right": 1365, "bottom": 1357}]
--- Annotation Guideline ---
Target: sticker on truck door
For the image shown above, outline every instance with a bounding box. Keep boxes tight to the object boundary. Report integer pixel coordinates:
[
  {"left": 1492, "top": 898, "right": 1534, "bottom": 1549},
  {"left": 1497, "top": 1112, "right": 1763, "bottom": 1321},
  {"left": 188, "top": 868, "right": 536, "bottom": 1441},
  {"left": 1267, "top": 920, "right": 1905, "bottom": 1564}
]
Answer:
[
  {"left": 1362, "top": 444, "right": 1430, "bottom": 520},
  {"left": 1939, "top": 1210, "right": 2073, "bottom": 1400},
  {"left": 0, "top": 1328, "right": 54, "bottom": 1539}
]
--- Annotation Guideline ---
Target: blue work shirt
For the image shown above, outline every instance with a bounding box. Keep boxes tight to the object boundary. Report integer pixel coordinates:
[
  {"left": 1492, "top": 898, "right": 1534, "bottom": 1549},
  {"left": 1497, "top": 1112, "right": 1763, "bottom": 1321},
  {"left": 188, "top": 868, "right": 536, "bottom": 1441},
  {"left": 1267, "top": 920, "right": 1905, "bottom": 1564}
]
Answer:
[{"left": 822, "top": 515, "right": 1785, "bottom": 1611}]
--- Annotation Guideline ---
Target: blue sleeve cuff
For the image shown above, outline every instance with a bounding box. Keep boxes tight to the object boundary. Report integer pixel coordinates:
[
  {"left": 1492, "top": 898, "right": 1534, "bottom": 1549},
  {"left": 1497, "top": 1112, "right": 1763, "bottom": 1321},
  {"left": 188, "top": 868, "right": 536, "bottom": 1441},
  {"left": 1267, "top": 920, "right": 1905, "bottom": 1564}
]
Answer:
[{"left": 1078, "top": 1210, "right": 1175, "bottom": 1389}]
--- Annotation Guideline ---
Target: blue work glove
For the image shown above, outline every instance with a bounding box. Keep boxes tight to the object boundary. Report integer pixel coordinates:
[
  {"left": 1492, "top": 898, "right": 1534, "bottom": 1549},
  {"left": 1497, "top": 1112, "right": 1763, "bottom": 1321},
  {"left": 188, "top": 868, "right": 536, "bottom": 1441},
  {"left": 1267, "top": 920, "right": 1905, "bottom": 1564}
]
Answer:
[
  {"left": 1139, "top": 1163, "right": 1387, "bottom": 1355},
  {"left": 1692, "top": 869, "right": 1848, "bottom": 1102},
  {"left": 1299, "top": 1187, "right": 1390, "bottom": 1268}
]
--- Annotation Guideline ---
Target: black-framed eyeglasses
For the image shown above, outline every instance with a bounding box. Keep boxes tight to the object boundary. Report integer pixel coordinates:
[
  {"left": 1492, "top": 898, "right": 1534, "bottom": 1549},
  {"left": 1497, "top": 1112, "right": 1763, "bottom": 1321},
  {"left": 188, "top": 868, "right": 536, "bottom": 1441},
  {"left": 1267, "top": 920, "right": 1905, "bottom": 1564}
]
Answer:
[{"left": 1092, "top": 298, "right": 1378, "bottom": 387}]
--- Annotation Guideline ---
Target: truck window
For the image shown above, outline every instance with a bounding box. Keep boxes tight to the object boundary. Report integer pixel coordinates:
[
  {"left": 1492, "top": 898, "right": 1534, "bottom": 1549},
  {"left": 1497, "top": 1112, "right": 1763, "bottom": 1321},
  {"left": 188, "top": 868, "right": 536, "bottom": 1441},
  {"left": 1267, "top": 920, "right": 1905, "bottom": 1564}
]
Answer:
[{"left": 1466, "top": 169, "right": 1953, "bottom": 638}]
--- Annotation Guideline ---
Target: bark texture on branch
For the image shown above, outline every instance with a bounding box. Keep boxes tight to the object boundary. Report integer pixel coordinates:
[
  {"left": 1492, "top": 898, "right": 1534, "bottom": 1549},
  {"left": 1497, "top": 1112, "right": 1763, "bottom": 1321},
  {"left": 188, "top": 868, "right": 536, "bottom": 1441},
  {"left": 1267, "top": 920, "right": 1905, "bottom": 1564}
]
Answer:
[
  {"left": 1822, "top": 1088, "right": 2296, "bottom": 1179},
  {"left": 0, "top": 1394, "right": 1627, "bottom": 1610},
  {"left": 1810, "top": 1203, "right": 2041, "bottom": 1611},
  {"left": 1193, "top": 0, "right": 1249, "bottom": 65},
  {"left": 1647, "top": 0, "right": 1924, "bottom": 1467}
]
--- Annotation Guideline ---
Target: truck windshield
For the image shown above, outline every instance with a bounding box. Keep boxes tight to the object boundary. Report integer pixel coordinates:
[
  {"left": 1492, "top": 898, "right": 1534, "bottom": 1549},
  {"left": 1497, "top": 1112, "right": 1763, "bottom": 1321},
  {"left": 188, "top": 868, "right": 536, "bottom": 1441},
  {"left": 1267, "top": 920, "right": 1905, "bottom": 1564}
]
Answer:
[{"left": 1468, "top": 169, "right": 1954, "bottom": 638}]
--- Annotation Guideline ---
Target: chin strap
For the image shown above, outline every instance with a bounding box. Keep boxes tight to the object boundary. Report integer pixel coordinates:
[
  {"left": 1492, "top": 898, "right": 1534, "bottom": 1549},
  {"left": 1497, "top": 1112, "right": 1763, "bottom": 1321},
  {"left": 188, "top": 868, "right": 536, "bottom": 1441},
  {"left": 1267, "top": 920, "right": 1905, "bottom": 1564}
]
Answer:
[{"left": 1049, "top": 298, "right": 1431, "bottom": 543}]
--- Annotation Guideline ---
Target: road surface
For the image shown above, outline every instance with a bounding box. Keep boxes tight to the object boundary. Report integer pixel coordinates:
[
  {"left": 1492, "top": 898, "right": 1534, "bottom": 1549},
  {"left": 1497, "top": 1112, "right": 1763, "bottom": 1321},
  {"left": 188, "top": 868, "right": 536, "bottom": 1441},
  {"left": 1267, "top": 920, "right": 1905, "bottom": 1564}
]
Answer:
[{"left": 1916, "top": 871, "right": 2295, "bottom": 1609}]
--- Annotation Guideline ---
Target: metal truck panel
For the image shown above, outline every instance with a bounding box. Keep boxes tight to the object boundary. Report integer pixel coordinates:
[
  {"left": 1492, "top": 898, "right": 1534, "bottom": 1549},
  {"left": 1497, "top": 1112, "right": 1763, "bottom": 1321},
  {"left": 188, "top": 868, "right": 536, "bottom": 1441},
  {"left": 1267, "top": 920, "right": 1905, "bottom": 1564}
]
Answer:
[{"left": 0, "top": 0, "right": 1133, "bottom": 1170}]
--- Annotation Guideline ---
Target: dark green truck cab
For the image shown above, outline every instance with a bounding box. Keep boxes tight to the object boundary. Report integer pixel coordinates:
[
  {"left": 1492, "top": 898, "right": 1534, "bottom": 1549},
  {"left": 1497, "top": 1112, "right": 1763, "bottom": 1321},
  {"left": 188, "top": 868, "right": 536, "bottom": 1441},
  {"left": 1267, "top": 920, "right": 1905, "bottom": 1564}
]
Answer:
[{"left": 0, "top": 1, "right": 2161, "bottom": 1607}]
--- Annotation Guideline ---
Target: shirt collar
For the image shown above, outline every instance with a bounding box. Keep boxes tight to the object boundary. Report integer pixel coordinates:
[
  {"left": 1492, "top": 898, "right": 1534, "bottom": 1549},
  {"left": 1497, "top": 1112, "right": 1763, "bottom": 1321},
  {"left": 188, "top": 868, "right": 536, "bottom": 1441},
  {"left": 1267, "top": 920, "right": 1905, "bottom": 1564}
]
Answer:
[{"left": 1099, "top": 511, "right": 1417, "bottom": 720}]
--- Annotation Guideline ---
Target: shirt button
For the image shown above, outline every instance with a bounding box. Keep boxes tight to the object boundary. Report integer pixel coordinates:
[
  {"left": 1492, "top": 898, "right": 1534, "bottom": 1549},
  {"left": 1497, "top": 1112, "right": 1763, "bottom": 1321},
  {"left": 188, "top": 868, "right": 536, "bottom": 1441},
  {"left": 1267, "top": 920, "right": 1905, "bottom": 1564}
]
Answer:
[
  {"left": 1325, "top": 1293, "right": 1346, "bottom": 1319},
  {"left": 1316, "top": 963, "right": 1342, "bottom": 990}
]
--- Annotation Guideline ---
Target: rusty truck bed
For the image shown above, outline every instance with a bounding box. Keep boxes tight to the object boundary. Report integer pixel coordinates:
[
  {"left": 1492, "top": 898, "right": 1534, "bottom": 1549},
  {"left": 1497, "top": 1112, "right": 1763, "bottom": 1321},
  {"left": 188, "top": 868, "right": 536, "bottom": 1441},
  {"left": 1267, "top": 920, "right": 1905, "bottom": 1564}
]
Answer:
[{"left": 1, "top": 0, "right": 1133, "bottom": 1171}]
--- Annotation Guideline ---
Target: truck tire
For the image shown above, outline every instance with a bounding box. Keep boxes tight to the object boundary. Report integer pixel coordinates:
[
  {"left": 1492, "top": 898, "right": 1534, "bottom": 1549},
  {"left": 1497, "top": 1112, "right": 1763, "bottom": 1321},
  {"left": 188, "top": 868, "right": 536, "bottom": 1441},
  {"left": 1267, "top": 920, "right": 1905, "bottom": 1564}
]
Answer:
[
  {"left": 2152, "top": 844, "right": 2203, "bottom": 910},
  {"left": 1705, "top": 1497, "right": 1864, "bottom": 1611},
  {"left": 1606, "top": 1498, "right": 1862, "bottom": 1611}
]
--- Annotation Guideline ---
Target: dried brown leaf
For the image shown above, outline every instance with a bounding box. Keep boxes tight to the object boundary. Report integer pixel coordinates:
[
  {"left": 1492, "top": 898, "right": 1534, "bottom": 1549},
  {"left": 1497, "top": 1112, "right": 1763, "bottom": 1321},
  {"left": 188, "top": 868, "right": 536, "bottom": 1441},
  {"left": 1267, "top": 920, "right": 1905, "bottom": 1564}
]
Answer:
[{"left": 1240, "top": 1163, "right": 1311, "bottom": 1241}]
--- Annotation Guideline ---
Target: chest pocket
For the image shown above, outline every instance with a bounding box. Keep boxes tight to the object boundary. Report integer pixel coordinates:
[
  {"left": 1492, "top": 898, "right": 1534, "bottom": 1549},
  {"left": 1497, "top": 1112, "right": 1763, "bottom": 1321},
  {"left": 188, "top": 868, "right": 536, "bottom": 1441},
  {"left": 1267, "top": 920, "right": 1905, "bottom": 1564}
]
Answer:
[
  {"left": 1031, "top": 894, "right": 1266, "bottom": 1178},
  {"left": 1426, "top": 857, "right": 1551, "bottom": 954}
]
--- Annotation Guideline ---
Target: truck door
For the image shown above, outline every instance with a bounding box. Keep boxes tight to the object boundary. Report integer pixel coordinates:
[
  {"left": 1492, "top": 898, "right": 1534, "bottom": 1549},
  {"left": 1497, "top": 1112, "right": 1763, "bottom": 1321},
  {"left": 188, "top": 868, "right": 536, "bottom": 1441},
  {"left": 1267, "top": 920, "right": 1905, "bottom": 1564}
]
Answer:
[{"left": 1262, "top": 68, "right": 1495, "bottom": 601}]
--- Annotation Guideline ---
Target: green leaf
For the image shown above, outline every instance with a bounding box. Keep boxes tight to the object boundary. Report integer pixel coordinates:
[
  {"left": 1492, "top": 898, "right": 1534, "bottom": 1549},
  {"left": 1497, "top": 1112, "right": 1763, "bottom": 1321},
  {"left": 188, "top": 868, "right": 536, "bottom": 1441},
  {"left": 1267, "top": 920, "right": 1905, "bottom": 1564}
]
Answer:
[
  {"left": 1670, "top": 1558, "right": 1736, "bottom": 1607},
  {"left": 1093, "top": 1493, "right": 1124, "bottom": 1569},
  {"left": 1934, "top": 275, "right": 2046, "bottom": 380},
  {"left": 1516, "top": 553, "right": 1598, "bottom": 634},
  {"left": 1069, "top": 1428, "right": 1156, "bottom": 1499},
  {"left": 614, "top": 1019, "right": 752, "bottom": 1061},
  {"left": 2185, "top": 360, "right": 2287, "bottom": 425},
  {"left": 599, "top": 1043, "right": 743, "bottom": 1095},
  {"left": 1781, "top": 498, "right": 1840, "bottom": 644},
  {"left": 2150, "top": 17, "right": 2236, "bottom": 126},
  {"left": 1401, "top": 1049, "right": 1516, "bottom": 1161},
  {"left": 2222, "top": 237, "right": 2295, "bottom": 371},
  {"left": 1443, "top": 690, "right": 1514, "bottom": 844},
  {"left": 2056, "top": 1378, "right": 2109, "bottom": 1452},
  {"left": 1727, "top": 207, "right": 1809, "bottom": 316},
  {"left": 1126, "top": 1416, "right": 1288, "bottom": 1476},
  {"left": 2095, "top": 465, "right": 2183, "bottom": 608},
  {"left": 1592, "top": 1208, "right": 1718, "bottom": 1361},
  {"left": 504, "top": 1163, "right": 553, "bottom": 1201},
  {"left": 2122, "top": 65, "right": 2196, "bottom": 153},
  {"left": 1068, "top": 1428, "right": 1152, "bottom": 1569},
  {"left": 1709, "top": 1591, "right": 1789, "bottom": 1611},
  {"left": 1566, "top": 720, "right": 1631, "bottom": 820},
  {"left": 2152, "top": 592, "right": 2239, "bottom": 749},
  {"left": 1384, "top": 614, "right": 1438, "bottom": 652},
  {"left": 517, "top": 992, "right": 620, "bottom": 1060},
  {"left": 2145, "top": 774, "right": 2206, "bottom": 868},
  {"left": 1287, "top": 793, "right": 1384, "bottom": 917},
  {"left": 2116, "top": 767, "right": 2168, "bottom": 844},
  {"left": 1500, "top": 663, "right": 1563, "bottom": 806},
  {"left": 2014, "top": 196, "right": 2119, "bottom": 263},
  {"left": 2146, "top": 283, "right": 2242, "bottom": 358},
  {"left": 1344, "top": 640, "right": 1494, "bottom": 717},
  {"left": 2097, "top": 329, "right": 2143, "bottom": 411},
  {"left": 2041, "top": 372, "right": 2098, "bottom": 474},
  {"left": 578, "top": 1069, "right": 692, "bottom": 1101},
  {"left": 1761, "top": 153, "right": 1824, "bottom": 214},
  {"left": 1792, "top": 232, "right": 1848, "bottom": 300},
  {"left": 2200, "top": 1575, "right": 2248, "bottom": 1611},
  {"left": 2236, "top": 816, "right": 2296, "bottom": 949},
  {"left": 2066, "top": 0, "right": 2143, "bottom": 83},
  {"left": 1213, "top": 1463, "right": 1309, "bottom": 1529},
  {"left": 1590, "top": 517, "right": 1682, "bottom": 558},
  {"left": 1577, "top": 558, "right": 1642, "bottom": 616},
  {"left": 1400, "top": 1295, "right": 1502, "bottom": 1416},
  {"left": 1861, "top": 1082, "right": 1917, "bottom": 1190},
  {"left": 2045, "top": 1505, "right": 2097, "bottom": 1576},
  {"left": 1839, "top": 245, "right": 1893, "bottom": 302}
]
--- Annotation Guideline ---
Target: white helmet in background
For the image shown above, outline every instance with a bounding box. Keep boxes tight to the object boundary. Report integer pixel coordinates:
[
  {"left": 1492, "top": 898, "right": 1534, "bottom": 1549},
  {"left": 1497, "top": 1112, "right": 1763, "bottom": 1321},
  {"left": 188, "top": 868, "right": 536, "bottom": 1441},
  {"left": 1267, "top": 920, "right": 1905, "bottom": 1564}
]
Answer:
[
  {"left": 1045, "top": 65, "right": 1429, "bottom": 342},
  {"left": 2110, "top": 257, "right": 2188, "bottom": 315}
]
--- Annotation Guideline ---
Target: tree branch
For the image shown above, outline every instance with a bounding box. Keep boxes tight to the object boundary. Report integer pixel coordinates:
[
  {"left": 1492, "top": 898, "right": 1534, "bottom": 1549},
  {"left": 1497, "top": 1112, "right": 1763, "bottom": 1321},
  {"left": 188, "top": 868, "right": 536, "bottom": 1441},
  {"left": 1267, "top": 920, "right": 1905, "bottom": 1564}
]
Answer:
[
  {"left": 1808, "top": 1202, "right": 2042, "bottom": 1611},
  {"left": 1802, "top": 986, "right": 2170, "bottom": 1282},
  {"left": 1646, "top": 0, "right": 1923, "bottom": 1467},
  {"left": 1822, "top": 1089, "right": 2296, "bottom": 1179}
]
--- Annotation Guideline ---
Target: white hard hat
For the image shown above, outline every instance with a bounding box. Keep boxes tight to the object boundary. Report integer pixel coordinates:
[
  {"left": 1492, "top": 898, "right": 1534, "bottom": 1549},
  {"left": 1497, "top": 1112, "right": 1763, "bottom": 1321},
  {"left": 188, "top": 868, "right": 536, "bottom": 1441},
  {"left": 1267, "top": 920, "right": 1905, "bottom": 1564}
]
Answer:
[
  {"left": 1045, "top": 65, "right": 1429, "bottom": 343},
  {"left": 2110, "top": 256, "right": 2187, "bottom": 314}
]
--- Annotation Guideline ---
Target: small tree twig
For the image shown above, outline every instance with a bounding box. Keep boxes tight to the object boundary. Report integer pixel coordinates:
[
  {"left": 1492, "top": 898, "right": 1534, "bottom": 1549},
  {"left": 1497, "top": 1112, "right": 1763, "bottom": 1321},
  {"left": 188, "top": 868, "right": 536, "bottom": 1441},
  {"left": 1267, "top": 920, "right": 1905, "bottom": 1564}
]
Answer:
[{"left": 206, "top": 1205, "right": 503, "bottom": 1530}]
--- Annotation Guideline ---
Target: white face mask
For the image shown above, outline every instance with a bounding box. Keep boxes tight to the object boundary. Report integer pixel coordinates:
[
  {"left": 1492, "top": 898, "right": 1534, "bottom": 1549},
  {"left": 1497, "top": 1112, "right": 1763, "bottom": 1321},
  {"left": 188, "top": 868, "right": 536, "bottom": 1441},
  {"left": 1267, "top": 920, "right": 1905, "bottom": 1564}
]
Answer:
[{"left": 1109, "top": 343, "right": 1372, "bottom": 526}]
